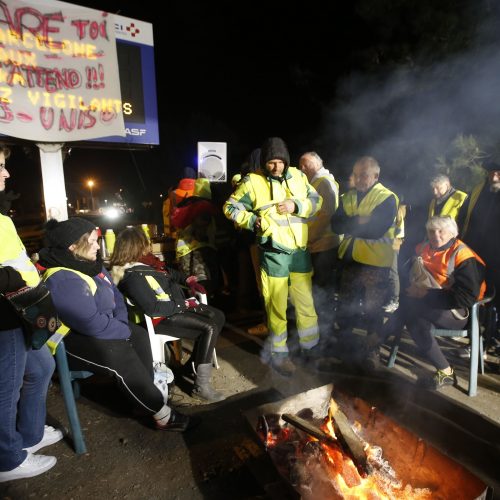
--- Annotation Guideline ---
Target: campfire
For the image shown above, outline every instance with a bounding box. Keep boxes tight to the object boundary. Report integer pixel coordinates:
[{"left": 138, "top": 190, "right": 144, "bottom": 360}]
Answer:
[{"left": 245, "top": 385, "right": 489, "bottom": 500}]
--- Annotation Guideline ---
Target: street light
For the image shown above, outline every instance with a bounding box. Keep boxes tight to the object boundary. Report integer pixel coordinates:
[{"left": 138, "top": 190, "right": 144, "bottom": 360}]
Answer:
[{"left": 87, "top": 179, "right": 95, "bottom": 211}]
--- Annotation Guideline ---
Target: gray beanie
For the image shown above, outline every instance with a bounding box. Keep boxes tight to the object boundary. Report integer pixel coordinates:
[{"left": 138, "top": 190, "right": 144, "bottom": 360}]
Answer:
[{"left": 45, "top": 217, "right": 96, "bottom": 249}]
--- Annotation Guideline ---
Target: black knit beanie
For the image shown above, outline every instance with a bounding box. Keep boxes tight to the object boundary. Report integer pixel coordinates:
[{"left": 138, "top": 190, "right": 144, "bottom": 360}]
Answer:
[
  {"left": 260, "top": 137, "right": 290, "bottom": 169},
  {"left": 45, "top": 217, "right": 96, "bottom": 249}
]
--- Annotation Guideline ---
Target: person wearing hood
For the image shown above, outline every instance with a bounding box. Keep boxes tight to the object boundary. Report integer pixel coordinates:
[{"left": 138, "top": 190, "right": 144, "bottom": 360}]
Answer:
[
  {"left": 0, "top": 145, "right": 62, "bottom": 483},
  {"left": 223, "top": 137, "right": 322, "bottom": 376},
  {"left": 299, "top": 152, "right": 341, "bottom": 333},
  {"left": 162, "top": 175, "right": 196, "bottom": 239},
  {"left": 37, "top": 217, "right": 194, "bottom": 432},
  {"left": 110, "top": 226, "right": 226, "bottom": 402},
  {"left": 171, "top": 178, "right": 221, "bottom": 298}
]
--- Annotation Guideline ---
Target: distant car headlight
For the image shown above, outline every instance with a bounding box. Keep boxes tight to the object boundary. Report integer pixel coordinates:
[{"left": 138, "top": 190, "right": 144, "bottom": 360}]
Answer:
[{"left": 104, "top": 207, "right": 120, "bottom": 219}]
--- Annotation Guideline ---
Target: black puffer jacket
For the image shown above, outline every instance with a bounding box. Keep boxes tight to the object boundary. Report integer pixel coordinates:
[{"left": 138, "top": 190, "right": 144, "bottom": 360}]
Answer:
[{"left": 112, "top": 263, "right": 189, "bottom": 318}]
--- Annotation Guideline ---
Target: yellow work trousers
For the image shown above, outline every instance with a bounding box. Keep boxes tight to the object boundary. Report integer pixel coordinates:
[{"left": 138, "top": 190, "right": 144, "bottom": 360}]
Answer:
[{"left": 260, "top": 249, "right": 319, "bottom": 354}]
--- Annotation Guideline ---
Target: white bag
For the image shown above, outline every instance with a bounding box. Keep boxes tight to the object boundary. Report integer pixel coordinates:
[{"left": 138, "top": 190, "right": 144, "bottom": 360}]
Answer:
[{"left": 153, "top": 362, "right": 174, "bottom": 404}]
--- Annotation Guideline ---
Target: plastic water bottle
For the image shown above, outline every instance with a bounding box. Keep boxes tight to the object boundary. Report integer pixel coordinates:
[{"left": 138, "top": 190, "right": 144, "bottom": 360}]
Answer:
[
  {"left": 105, "top": 229, "right": 115, "bottom": 255},
  {"left": 141, "top": 224, "right": 151, "bottom": 241}
]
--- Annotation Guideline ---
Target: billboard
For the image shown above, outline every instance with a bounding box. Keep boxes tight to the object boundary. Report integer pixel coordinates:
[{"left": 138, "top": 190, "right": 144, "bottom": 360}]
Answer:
[{"left": 92, "top": 14, "right": 159, "bottom": 146}]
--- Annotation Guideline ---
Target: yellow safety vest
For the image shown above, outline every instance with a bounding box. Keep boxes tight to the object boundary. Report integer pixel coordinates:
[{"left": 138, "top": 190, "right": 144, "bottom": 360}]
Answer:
[
  {"left": 224, "top": 167, "right": 322, "bottom": 254},
  {"left": 176, "top": 218, "right": 216, "bottom": 259},
  {"left": 308, "top": 174, "right": 341, "bottom": 252},
  {"left": 338, "top": 183, "right": 397, "bottom": 268},
  {"left": 42, "top": 267, "right": 97, "bottom": 354},
  {"left": 428, "top": 190, "right": 467, "bottom": 220},
  {"left": 461, "top": 180, "right": 486, "bottom": 238},
  {"left": 127, "top": 273, "right": 171, "bottom": 324},
  {"left": 0, "top": 214, "right": 40, "bottom": 287}
]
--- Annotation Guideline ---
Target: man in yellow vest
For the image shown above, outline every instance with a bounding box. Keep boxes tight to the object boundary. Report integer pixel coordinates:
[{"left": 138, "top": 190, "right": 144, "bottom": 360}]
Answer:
[
  {"left": 331, "top": 156, "right": 398, "bottom": 367},
  {"left": 428, "top": 174, "right": 467, "bottom": 223},
  {"left": 461, "top": 161, "right": 500, "bottom": 343},
  {"left": 224, "top": 137, "right": 322, "bottom": 376},
  {"left": 0, "top": 145, "right": 62, "bottom": 482},
  {"left": 299, "top": 151, "right": 340, "bottom": 333}
]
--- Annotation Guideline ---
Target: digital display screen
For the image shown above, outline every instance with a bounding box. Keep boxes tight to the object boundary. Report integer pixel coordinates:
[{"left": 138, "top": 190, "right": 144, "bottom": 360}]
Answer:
[{"left": 117, "top": 42, "right": 145, "bottom": 125}]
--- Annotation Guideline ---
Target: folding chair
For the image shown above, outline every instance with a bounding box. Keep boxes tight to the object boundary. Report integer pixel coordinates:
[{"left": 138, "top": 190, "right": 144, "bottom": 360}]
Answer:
[{"left": 386, "top": 286, "right": 496, "bottom": 397}]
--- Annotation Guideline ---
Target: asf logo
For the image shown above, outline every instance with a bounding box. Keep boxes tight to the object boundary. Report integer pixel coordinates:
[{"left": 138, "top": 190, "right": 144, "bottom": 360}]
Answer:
[{"left": 125, "top": 128, "right": 147, "bottom": 136}]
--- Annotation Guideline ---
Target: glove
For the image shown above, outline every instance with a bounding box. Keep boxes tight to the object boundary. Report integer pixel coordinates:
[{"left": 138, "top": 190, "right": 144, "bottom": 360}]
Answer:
[
  {"left": 186, "top": 276, "right": 207, "bottom": 296},
  {"left": 185, "top": 297, "right": 199, "bottom": 309}
]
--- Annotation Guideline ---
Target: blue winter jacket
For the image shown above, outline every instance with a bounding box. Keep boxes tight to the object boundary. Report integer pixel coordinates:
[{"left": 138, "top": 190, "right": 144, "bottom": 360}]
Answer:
[{"left": 44, "top": 267, "right": 131, "bottom": 340}]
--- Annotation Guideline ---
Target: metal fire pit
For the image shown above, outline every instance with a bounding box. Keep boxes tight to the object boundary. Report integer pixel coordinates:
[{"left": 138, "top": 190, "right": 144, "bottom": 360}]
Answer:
[{"left": 244, "top": 383, "right": 494, "bottom": 499}]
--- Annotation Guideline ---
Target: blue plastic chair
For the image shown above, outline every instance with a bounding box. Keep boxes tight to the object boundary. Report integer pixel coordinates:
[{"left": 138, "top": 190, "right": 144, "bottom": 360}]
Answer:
[{"left": 54, "top": 340, "right": 93, "bottom": 454}]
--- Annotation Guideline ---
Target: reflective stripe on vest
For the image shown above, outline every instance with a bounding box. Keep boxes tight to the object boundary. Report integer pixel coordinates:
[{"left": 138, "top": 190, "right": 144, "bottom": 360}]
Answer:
[
  {"left": 42, "top": 267, "right": 98, "bottom": 353},
  {"left": 0, "top": 214, "right": 40, "bottom": 287},
  {"left": 428, "top": 190, "right": 467, "bottom": 220},
  {"left": 338, "top": 183, "right": 398, "bottom": 268},
  {"left": 416, "top": 239, "right": 486, "bottom": 299}
]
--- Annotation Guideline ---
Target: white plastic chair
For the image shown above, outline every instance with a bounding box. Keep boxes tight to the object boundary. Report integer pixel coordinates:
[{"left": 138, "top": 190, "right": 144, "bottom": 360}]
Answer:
[{"left": 128, "top": 294, "right": 219, "bottom": 370}]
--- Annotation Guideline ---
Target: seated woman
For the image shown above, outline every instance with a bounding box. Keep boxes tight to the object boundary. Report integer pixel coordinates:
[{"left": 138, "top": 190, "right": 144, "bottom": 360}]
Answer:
[
  {"left": 38, "top": 217, "right": 193, "bottom": 432},
  {"left": 109, "top": 226, "right": 226, "bottom": 403},
  {"left": 381, "top": 215, "right": 486, "bottom": 390}
]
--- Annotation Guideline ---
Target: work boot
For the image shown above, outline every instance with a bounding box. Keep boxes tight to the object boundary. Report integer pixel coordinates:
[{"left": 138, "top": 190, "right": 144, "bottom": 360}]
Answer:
[
  {"left": 192, "top": 363, "right": 226, "bottom": 402},
  {"left": 270, "top": 355, "right": 296, "bottom": 377}
]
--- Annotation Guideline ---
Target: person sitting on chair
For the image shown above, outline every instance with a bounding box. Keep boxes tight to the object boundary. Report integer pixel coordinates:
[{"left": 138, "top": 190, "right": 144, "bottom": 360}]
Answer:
[
  {"left": 378, "top": 215, "right": 486, "bottom": 390},
  {"left": 110, "top": 226, "right": 226, "bottom": 403},
  {"left": 38, "top": 217, "right": 194, "bottom": 432}
]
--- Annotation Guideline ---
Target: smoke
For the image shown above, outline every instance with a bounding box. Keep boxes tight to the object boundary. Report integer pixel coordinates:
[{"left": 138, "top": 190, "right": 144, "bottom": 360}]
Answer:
[{"left": 319, "top": 14, "right": 500, "bottom": 206}]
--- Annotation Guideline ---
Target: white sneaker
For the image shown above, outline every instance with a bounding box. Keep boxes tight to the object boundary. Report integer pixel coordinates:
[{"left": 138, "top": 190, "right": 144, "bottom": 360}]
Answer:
[
  {"left": 24, "top": 425, "right": 63, "bottom": 454},
  {"left": 0, "top": 453, "right": 57, "bottom": 482}
]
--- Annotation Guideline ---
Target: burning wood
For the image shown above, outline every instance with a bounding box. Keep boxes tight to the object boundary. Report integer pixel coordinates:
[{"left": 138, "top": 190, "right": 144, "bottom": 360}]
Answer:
[{"left": 246, "top": 385, "right": 489, "bottom": 500}]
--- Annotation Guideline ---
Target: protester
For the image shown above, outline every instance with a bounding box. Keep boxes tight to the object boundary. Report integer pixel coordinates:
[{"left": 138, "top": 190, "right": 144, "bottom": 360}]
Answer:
[
  {"left": 299, "top": 151, "right": 340, "bottom": 332},
  {"left": 428, "top": 174, "right": 467, "bottom": 222},
  {"left": 0, "top": 145, "right": 62, "bottom": 482},
  {"left": 331, "top": 156, "right": 398, "bottom": 367},
  {"left": 380, "top": 216, "right": 486, "bottom": 390},
  {"left": 224, "top": 137, "right": 322, "bottom": 376},
  {"left": 110, "top": 226, "right": 226, "bottom": 402},
  {"left": 37, "top": 217, "right": 193, "bottom": 432}
]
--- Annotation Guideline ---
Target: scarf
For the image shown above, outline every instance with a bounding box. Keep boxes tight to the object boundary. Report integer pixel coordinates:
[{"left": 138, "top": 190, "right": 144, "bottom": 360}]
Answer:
[
  {"left": 138, "top": 252, "right": 167, "bottom": 272},
  {"left": 38, "top": 247, "right": 103, "bottom": 277}
]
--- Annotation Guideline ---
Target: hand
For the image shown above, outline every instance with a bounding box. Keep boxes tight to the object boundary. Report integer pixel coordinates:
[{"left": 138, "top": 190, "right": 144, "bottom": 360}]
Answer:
[
  {"left": 276, "top": 199, "right": 295, "bottom": 214},
  {"left": 186, "top": 276, "right": 207, "bottom": 295},
  {"left": 254, "top": 217, "right": 262, "bottom": 230},
  {"left": 185, "top": 298, "right": 199, "bottom": 309}
]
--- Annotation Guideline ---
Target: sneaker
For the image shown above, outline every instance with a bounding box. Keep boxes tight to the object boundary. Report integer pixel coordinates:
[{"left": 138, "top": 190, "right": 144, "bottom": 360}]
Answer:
[
  {"left": 248, "top": 323, "right": 269, "bottom": 336},
  {"left": 420, "top": 369, "right": 458, "bottom": 390},
  {"left": 270, "top": 355, "right": 296, "bottom": 377},
  {"left": 155, "top": 409, "right": 198, "bottom": 432},
  {"left": 0, "top": 453, "right": 57, "bottom": 482},
  {"left": 24, "top": 425, "right": 63, "bottom": 454}
]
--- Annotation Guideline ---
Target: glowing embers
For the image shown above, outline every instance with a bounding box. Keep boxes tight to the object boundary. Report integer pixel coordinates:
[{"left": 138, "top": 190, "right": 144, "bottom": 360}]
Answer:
[{"left": 249, "top": 385, "right": 488, "bottom": 500}]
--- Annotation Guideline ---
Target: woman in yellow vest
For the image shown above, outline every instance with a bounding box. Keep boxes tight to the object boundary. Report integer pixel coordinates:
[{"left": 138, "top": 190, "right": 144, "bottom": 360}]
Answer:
[
  {"left": 38, "top": 218, "right": 195, "bottom": 432},
  {"left": 110, "top": 226, "right": 226, "bottom": 402}
]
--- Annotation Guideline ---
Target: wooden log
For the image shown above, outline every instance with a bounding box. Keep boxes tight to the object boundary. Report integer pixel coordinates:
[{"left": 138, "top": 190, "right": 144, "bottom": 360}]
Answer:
[{"left": 282, "top": 412, "right": 370, "bottom": 476}]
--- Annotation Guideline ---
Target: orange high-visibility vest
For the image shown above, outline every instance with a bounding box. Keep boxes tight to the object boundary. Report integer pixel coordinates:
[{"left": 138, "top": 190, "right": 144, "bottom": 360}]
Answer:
[{"left": 416, "top": 238, "right": 486, "bottom": 299}]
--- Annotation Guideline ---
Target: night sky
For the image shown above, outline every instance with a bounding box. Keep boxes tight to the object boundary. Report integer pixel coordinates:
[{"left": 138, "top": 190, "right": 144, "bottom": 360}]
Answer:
[{"left": 5, "top": 0, "right": 500, "bottom": 221}]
